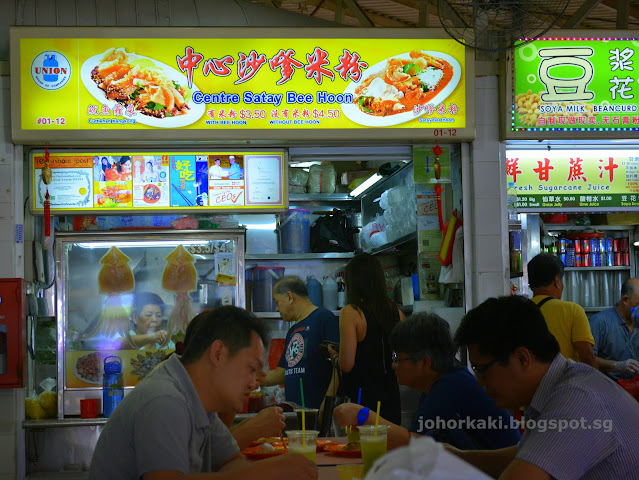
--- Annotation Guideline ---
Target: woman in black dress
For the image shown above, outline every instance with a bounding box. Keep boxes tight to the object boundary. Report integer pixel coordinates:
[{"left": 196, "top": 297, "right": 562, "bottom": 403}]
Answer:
[{"left": 330, "top": 253, "right": 403, "bottom": 424}]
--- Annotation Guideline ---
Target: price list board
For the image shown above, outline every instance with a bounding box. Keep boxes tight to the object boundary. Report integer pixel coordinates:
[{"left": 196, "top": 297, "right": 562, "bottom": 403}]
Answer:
[{"left": 506, "top": 149, "right": 639, "bottom": 211}]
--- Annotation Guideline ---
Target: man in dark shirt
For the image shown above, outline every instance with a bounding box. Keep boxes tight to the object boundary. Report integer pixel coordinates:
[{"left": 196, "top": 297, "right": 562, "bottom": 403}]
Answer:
[
  {"left": 262, "top": 276, "right": 339, "bottom": 409},
  {"left": 333, "top": 312, "right": 521, "bottom": 451}
]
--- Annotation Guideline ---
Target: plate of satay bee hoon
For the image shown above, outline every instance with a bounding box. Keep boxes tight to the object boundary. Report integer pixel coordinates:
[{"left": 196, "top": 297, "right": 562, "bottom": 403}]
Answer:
[
  {"left": 342, "top": 50, "right": 461, "bottom": 127},
  {"left": 81, "top": 47, "right": 205, "bottom": 128}
]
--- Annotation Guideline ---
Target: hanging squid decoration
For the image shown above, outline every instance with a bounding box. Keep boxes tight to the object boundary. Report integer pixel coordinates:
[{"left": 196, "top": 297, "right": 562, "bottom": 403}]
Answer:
[
  {"left": 162, "top": 244, "right": 198, "bottom": 343},
  {"left": 86, "top": 246, "right": 135, "bottom": 339},
  {"left": 432, "top": 142, "right": 444, "bottom": 230}
]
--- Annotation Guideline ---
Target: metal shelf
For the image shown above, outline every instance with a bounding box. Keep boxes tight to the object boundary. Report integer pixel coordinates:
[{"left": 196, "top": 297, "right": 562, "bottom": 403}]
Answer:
[
  {"left": 254, "top": 310, "right": 341, "bottom": 318},
  {"left": 545, "top": 224, "right": 633, "bottom": 231},
  {"left": 289, "top": 193, "right": 353, "bottom": 202},
  {"left": 564, "top": 266, "right": 631, "bottom": 271},
  {"left": 23, "top": 418, "right": 107, "bottom": 429},
  {"left": 368, "top": 232, "right": 417, "bottom": 255},
  {"left": 246, "top": 252, "right": 355, "bottom": 260},
  {"left": 584, "top": 306, "right": 613, "bottom": 312}
]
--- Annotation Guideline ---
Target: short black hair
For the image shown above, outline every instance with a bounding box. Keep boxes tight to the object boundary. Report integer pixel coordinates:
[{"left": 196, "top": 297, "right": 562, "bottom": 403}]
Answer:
[
  {"left": 180, "top": 306, "right": 268, "bottom": 365},
  {"left": 454, "top": 295, "right": 559, "bottom": 363},
  {"left": 134, "top": 292, "right": 164, "bottom": 315},
  {"left": 389, "top": 312, "right": 456, "bottom": 373},
  {"left": 528, "top": 253, "right": 564, "bottom": 288},
  {"left": 273, "top": 276, "right": 308, "bottom": 298}
]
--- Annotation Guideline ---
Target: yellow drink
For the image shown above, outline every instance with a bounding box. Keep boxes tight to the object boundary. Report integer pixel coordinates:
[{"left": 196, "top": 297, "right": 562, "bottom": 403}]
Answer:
[
  {"left": 347, "top": 427, "right": 360, "bottom": 443},
  {"left": 361, "top": 436, "right": 387, "bottom": 474},
  {"left": 289, "top": 443, "right": 317, "bottom": 462}
]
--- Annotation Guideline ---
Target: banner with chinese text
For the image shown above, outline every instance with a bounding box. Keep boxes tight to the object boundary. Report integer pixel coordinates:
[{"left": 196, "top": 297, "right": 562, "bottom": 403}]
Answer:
[
  {"left": 511, "top": 36, "right": 639, "bottom": 134},
  {"left": 31, "top": 151, "right": 286, "bottom": 214},
  {"left": 12, "top": 28, "right": 472, "bottom": 143},
  {"left": 506, "top": 149, "right": 639, "bottom": 211}
]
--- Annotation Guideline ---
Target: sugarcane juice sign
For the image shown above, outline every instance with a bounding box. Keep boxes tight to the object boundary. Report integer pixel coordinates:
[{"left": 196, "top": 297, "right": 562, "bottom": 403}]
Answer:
[
  {"left": 512, "top": 36, "right": 639, "bottom": 134},
  {"left": 12, "top": 28, "right": 471, "bottom": 142},
  {"left": 30, "top": 151, "right": 286, "bottom": 214},
  {"left": 506, "top": 149, "right": 639, "bottom": 211}
]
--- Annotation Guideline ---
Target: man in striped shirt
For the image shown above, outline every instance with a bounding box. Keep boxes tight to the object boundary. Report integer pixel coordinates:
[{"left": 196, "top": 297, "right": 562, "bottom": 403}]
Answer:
[{"left": 451, "top": 295, "right": 639, "bottom": 480}]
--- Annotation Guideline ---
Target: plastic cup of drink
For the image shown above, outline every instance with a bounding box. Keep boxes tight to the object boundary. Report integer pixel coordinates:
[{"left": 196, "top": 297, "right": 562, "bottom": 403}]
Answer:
[
  {"left": 295, "top": 408, "right": 319, "bottom": 430},
  {"left": 346, "top": 426, "right": 360, "bottom": 443},
  {"left": 286, "top": 430, "right": 319, "bottom": 463},
  {"left": 359, "top": 425, "right": 390, "bottom": 475},
  {"left": 337, "top": 465, "right": 364, "bottom": 480},
  {"left": 80, "top": 398, "right": 99, "bottom": 419}
]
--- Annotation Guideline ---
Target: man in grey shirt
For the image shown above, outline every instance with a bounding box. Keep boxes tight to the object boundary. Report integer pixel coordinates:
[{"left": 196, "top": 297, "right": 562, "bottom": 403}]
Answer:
[
  {"left": 90, "top": 306, "right": 317, "bottom": 480},
  {"left": 451, "top": 295, "right": 639, "bottom": 480}
]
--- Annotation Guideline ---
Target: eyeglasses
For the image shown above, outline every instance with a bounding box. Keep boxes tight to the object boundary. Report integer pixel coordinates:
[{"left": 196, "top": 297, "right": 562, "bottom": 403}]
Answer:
[
  {"left": 471, "top": 358, "right": 500, "bottom": 378},
  {"left": 391, "top": 351, "right": 414, "bottom": 366}
]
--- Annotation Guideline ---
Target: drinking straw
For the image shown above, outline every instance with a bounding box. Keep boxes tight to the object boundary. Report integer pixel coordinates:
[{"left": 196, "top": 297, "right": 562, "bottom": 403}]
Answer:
[
  {"left": 357, "top": 387, "right": 362, "bottom": 405},
  {"left": 374, "top": 401, "right": 381, "bottom": 437},
  {"left": 299, "top": 378, "right": 306, "bottom": 447}
]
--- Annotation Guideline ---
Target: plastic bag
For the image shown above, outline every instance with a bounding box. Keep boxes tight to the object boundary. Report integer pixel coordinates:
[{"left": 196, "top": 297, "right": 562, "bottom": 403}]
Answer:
[
  {"left": 289, "top": 167, "right": 309, "bottom": 194},
  {"left": 25, "top": 377, "right": 57, "bottom": 419},
  {"left": 307, "top": 164, "right": 336, "bottom": 194},
  {"left": 619, "top": 375, "right": 639, "bottom": 402},
  {"left": 310, "top": 212, "right": 356, "bottom": 253},
  {"left": 360, "top": 215, "right": 386, "bottom": 251}
]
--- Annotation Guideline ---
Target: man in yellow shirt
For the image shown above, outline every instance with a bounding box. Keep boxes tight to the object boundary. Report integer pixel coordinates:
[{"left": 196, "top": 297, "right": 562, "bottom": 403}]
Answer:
[{"left": 528, "top": 253, "right": 598, "bottom": 368}]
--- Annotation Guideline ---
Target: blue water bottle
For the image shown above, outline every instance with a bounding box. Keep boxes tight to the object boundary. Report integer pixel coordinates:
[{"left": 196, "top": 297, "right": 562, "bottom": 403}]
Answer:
[
  {"left": 103, "top": 356, "right": 123, "bottom": 418},
  {"left": 306, "top": 275, "right": 323, "bottom": 307},
  {"left": 42, "top": 54, "right": 59, "bottom": 82}
]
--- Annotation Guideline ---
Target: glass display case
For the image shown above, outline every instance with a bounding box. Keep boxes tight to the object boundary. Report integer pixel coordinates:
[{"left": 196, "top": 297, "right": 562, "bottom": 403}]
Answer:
[{"left": 54, "top": 230, "right": 245, "bottom": 417}]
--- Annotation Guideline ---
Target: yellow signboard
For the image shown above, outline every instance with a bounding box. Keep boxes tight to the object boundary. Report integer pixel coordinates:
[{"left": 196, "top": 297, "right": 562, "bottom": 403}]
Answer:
[
  {"left": 11, "top": 27, "right": 473, "bottom": 143},
  {"left": 31, "top": 151, "right": 287, "bottom": 214}
]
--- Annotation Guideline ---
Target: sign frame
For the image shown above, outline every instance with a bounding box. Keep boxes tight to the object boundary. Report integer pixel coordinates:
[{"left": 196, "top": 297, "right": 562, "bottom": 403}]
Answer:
[
  {"left": 504, "top": 29, "right": 639, "bottom": 141},
  {"left": 506, "top": 146, "right": 639, "bottom": 212},
  {"left": 28, "top": 148, "right": 289, "bottom": 215},
  {"left": 11, "top": 26, "right": 475, "bottom": 145}
]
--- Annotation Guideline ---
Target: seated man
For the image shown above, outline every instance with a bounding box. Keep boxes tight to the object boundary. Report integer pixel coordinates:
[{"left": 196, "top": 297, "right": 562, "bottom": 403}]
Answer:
[
  {"left": 590, "top": 277, "right": 639, "bottom": 379},
  {"left": 333, "top": 312, "right": 521, "bottom": 451},
  {"left": 451, "top": 295, "right": 639, "bottom": 480},
  {"left": 89, "top": 306, "right": 316, "bottom": 480}
]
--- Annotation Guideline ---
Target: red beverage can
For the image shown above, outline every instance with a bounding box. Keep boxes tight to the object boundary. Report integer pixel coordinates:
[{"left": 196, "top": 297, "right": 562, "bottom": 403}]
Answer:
[
  {"left": 614, "top": 238, "right": 621, "bottom": 252},
  {"left": 623, "top": 252, "right": 630, "bottom": 266},
  {"left": 621, "top": 236, "right": 629, "bottom": 251},
  {"left": 574, "top": 239, "right": 581, "bottom": 253},
  {"left": 614, "top": 252, "right": 623, "bottom": 266},
  {"left": 581, "top": 239, "right": 590, "bottom": 253},
  {"left": 583, "top": 253, "right": 591, "bottom": 267}
]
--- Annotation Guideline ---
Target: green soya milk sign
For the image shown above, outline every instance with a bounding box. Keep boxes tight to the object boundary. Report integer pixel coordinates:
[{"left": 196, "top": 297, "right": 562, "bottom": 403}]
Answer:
[{"left": 513, "top": 38, "right": 639, "bottom": 131}]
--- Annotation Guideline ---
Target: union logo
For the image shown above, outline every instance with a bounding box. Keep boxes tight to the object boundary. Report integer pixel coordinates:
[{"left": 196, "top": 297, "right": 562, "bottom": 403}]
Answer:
[{"left": 31, "top": 51, "right": 71, "bottom": 90}]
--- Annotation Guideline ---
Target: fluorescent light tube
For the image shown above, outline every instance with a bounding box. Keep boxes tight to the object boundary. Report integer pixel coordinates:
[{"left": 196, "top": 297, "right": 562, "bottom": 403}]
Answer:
[{"left": 350, "top": 173, "right": 383, "bottom": 197}]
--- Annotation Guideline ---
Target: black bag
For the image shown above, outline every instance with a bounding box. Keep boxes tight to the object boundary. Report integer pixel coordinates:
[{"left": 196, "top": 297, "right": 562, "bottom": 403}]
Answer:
[
  {"left": 319, "top": 363, "right": 351, "bottom": 436},
  {"left": 310, "top": 211, "right": 356, "bottom": 253}
]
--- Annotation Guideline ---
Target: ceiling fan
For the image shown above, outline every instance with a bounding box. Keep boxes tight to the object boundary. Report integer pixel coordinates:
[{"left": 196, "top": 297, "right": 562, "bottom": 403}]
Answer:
[{"left": 437, "top": 0, "right": 571, "bottom": 52}]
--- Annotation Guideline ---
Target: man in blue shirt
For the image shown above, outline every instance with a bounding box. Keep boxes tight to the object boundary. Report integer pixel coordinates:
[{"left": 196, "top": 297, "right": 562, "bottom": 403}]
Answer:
[
  {"left": 333, "top": 312, "right": 521, "bottom": 451},
  {"left": 590, "top": 277, "right": 639, "bottom": 379},
  {"left": 262, "top": 276, "right": 339, "bottom": 410},
  {"left": 228, "top": 155, "right": 242, "bottom": 179}
]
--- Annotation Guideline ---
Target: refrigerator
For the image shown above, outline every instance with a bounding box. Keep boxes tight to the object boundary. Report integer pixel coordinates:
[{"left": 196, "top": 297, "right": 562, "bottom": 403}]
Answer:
[{"left": 54, "top": 229, "right": 245, "bottom": 417}]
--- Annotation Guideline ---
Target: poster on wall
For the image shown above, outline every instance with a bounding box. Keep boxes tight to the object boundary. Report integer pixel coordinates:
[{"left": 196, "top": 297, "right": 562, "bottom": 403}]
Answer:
[
  {"left": 32, "top": 151, "right": 286, "bottom": 214},
  {"left": 507, "top": 149, "right": 639, "bottom": 211},
  {"left": 12, "top": 27, "right": 474, "bottom": 143},
  {"left": 509, "top": 32, "right": 639, "bottom": 139}
]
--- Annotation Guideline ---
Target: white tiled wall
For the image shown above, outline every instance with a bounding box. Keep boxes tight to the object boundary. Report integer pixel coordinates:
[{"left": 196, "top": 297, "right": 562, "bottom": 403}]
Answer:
[
  {"left": 0, "top": 71, "right": 22, "bottom": 479},
  {"left": 469, "top": 76, "right": 509, "bottom": 305}
]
